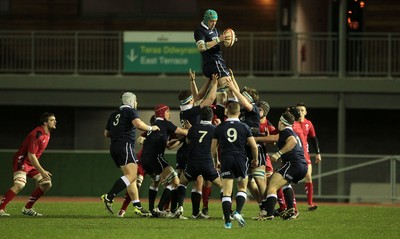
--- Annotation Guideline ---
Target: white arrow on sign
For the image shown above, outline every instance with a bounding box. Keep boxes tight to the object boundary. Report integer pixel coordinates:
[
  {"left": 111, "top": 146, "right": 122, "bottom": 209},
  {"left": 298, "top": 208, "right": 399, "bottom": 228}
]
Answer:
[{"left": 126, "top": 49, "right": 139, "bottom": 62}]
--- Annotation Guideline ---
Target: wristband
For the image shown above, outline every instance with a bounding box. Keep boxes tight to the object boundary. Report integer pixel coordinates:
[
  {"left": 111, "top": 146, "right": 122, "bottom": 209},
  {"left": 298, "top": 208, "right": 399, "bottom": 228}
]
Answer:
[
  {"left": 277, "top": 151, "right": 283, "bottom": 156},
  {"left": 215, "top": 37, "right": 220, "bottom": 43}
]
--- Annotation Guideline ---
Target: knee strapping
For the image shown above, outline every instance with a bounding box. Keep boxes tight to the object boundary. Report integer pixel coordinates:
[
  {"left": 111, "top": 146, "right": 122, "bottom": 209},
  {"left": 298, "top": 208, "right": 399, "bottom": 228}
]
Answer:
[
  {"left": 137, "top": 175, "right": 144, "bottom": 188},
  {"left": 165, "top": 171, "right": 178, "bottom": 184},
  {"left": 13, "top": 172, "right": 27, "bottom": 187},
  {"left": 253, "top": 169, "right": 266, "bottom": 178}
]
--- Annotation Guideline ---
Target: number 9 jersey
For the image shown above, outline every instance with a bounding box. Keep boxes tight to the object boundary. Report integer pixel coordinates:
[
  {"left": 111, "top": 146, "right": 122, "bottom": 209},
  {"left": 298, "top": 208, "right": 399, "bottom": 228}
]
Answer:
[{"left": 213, "top": 118, "right": 253, "bottom": 157}]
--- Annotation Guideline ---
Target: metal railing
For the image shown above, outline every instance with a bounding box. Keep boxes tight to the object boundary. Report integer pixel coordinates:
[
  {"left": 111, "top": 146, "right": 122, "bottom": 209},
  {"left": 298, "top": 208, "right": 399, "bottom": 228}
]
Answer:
[
  {"left": 1, "top": 31, "right": 400, "bottom": 77},
  {"left": 292, "top": 154, "right": 400, "bottom": 203}
]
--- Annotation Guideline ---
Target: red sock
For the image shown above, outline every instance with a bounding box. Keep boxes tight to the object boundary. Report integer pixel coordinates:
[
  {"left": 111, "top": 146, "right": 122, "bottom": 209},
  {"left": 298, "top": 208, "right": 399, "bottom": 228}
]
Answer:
[
  {"left": 0, "top": 189, "right": 16, "bottom": 210},
  {"left": 25, "top": 187, "right": 44, "bottom": 209},
  {"left": 120, "top": 192, "right": 131, "bottom": 211},
  {"left": 202, "top": 186, "right": 212, "bottom": 209},
  {"left": 305, "top": 182, "right": 314, "bottom": 205},
  {"left": 277, "top": 188, "right": 286, "bottom": 211}
]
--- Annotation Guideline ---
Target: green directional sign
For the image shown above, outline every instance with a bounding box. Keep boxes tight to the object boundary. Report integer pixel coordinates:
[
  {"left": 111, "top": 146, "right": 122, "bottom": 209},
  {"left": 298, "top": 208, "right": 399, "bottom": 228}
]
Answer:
[{"left": 123, "top": 32, "right": 201, "bottom": 73}]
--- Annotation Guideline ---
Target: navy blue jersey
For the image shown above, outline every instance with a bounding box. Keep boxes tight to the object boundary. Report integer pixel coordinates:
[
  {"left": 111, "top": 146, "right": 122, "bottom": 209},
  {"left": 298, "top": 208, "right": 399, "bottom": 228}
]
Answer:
[
  {"left": 187, "top": 121, "right": 216, "bottom": 163},
  {"left": 239, "top": 103, "right": 260, "bottom": 135},
  {"left": 213, "top": 118, "right": 252, "bottom": 157},
  {"left": 142, "top": 118, "right": 177, "bottom": 155},
  {"left": 105, "top": 105, "right": 139, "bottom": 144},
  {"left": 194, "top": 22, "right": 225, "bottom": 64},
  {"left": 180, "top": 105, "right": 201, "bottom": 126},
  {"left": 277, "top": 127, "right": 307, "bottom": 164},
  {"left": 176, "top": 105, "right": 202, "bottom": 167}
]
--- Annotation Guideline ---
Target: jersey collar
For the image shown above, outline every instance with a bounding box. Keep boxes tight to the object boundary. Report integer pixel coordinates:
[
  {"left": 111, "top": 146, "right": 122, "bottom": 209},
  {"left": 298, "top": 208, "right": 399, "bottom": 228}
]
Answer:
[
  {"left": 226, "top": 118, "right": 240, "bottom": 122},
  {"left": 201, "top": 21, "right": 209, "bottom": 30},
  {"left": 180, "top": 104, "right": 193, "bottom": 111},
  {"left": 119, "top": 104, "right": 132, "bottom": 110},
  {"left": 200, "top": 120, "right": 212, "bottom": 125}
]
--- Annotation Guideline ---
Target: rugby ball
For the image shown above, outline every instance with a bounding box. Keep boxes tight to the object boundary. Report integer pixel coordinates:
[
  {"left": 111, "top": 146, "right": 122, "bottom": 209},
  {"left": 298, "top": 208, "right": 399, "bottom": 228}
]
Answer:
[{"left": 223, "top": 28, "right": 236, "bottom": 48}]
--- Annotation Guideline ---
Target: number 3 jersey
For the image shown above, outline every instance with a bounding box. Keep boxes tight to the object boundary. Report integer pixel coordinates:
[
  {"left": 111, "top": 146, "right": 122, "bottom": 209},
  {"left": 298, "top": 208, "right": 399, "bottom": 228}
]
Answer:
[{"left": 105, "top": 105, "right": 139, "bottom": 144}]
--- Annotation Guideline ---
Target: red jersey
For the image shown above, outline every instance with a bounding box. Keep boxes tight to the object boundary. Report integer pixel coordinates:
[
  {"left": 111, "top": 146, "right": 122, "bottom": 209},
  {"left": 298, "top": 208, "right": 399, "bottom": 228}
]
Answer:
[
  {"left": 259, "top": 118, "right": 276, "bottom": 135},
  {"left": 298, "top": 118, "right": 317, "bottom": 154},
  {"left": 292, "top": 121, "right": 311, "bottom": 164},
  {"left": 299, "top": 118, "right": 317, "bottom": 138},
  {"left": 13, "top": 126, "right": 50, "bottom": 167}
]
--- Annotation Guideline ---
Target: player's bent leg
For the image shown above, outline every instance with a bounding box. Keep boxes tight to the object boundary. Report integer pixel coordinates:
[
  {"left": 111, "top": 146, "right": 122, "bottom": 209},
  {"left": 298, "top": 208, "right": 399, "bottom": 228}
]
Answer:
[
  {"left": 36, "top": 175, "right": 52, "bottom": 192},
  {"left": 160, "top": 166, "right": 179, "bottom": 187},
  {"left": 1, "top": 179, "right": 26, "bottom": 215},
  {"left": 21, "top": 174, "right": 52, "bottom": 214},
  {"left": 217, "top": 76, "right": 230, "bottom": 91},
  {"left": 12, "top": 171, "right": 27, "bottom": 193}
]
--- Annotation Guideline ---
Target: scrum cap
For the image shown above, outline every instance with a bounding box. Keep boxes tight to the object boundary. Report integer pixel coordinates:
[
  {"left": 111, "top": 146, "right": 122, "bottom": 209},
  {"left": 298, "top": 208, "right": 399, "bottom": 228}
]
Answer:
[
  {"left": 121, "top": 92, "right": 137, "bottom": 107},
  {"left": 154, "top": 104, "right": 170, "bottom": 119},
  {"left": 257, "top": 101, "right": 270, "bottom": 118},
  {"left": 203, "top": 9, "right": 218, "bottom": 23}
]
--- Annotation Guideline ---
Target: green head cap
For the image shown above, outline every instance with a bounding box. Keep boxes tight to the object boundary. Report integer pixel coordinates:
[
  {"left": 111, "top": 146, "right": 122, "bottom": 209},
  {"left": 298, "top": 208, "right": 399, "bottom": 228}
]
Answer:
[{"left": 203, "top": 9, "right": 218, "bottom": 24}]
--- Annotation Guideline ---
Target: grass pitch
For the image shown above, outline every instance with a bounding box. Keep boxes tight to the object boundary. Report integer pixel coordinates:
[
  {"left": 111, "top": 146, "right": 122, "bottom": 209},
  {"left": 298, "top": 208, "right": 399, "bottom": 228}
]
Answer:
[{"left": 0, "top": 199, "right": 399, "bottom": 239}]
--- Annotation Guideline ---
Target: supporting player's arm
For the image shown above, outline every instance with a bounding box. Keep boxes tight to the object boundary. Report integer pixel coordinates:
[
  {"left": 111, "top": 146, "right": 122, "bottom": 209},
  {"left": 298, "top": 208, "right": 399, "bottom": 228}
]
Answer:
[
  {"left": 199, "top": 74, "right": 218, "bottom": 108},
  {"left": 132, "top": 118, "right": 160, "bottom": 133},
  {"left": 271, "top": 136, "right": 297, "bottom": 162}
]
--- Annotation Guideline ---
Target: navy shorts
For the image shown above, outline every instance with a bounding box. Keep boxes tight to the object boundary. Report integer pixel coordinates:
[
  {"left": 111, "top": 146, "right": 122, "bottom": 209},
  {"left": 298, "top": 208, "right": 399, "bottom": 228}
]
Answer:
[
  {"left": 140, "top": 152, "right": 170, "bottom": 176},
  {"left": 203, "top": 60, "right": 230, "bottom": 79},
  {"left": 276, "top": 161, "right": 308, "bottom": 184},
  {"left": 110, "top": 142, "right": 138, "bottom": 167},
  {"left": 246, "top": 143, "right": 267, "bottom": 167},
  {"left": 175, "top": 146, "right": 189, "bottom": 170},
  {"left": 220, "top": 154, "right": 249, "bottom": 179},
  {"left": 183, "top": 161, "right": 219, "bottom": 182}
]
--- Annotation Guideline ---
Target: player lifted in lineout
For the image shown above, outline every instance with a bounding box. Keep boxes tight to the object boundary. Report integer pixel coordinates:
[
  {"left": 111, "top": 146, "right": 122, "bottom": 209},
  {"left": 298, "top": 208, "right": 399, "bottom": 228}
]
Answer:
[{"left": 194, "top": 9, "right": 235, "bottom": 91}]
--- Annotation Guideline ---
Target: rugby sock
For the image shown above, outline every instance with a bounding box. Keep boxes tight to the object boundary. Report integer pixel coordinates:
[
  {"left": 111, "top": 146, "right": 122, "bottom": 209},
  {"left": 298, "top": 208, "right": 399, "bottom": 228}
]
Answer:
[
  {"left": 202, "top": 185, "right": 212, "bottom": 209},
  {"left": 148, "top": 186, "right": 158, "bottom": 211},
  {"left": 120, "top": 192, "right": 131, "bottom": 211},
  {"left": 157, "top": 187, "right": 171, "bottom": 211},
  {"left": 191, "top": 190, "right": 201, "bottom": 216},
  {"left": 132, "top": 200, "right": 142, "bottom": 208},
  {"left": 292, "top": 190, "right": 298, "bottom": 212},
  {"left": 170, "top": 188, "right": 178, "bottom": 213},
  {"left": 265, "top": 194, "right": 277, "bottom": 216},
  {"left": 25, "top": 187, "right": 44, "bottom": 209},
  {"left": 305, "top": 182, "right": 314, "bottom": 205},
  {"left": 260, "top": 200, "right": 267, "bottom": 210},
  {"left": 283, "top": 187, "right": 294, "bottom": 209},
  {"left": 176, "top": 185, "right": 186, "bottom": 208},
  {"left": 222, "top": 196, "right": 232, "bottom": 223},
  {"left": 0, "top": 189, "right": 16, "bottom": 210},
  {"left": 235, "top": 191, "right": 247, "bottom": 214},
  {"left": 108, "top": 176, "right": 130, "bottom": 200}
]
